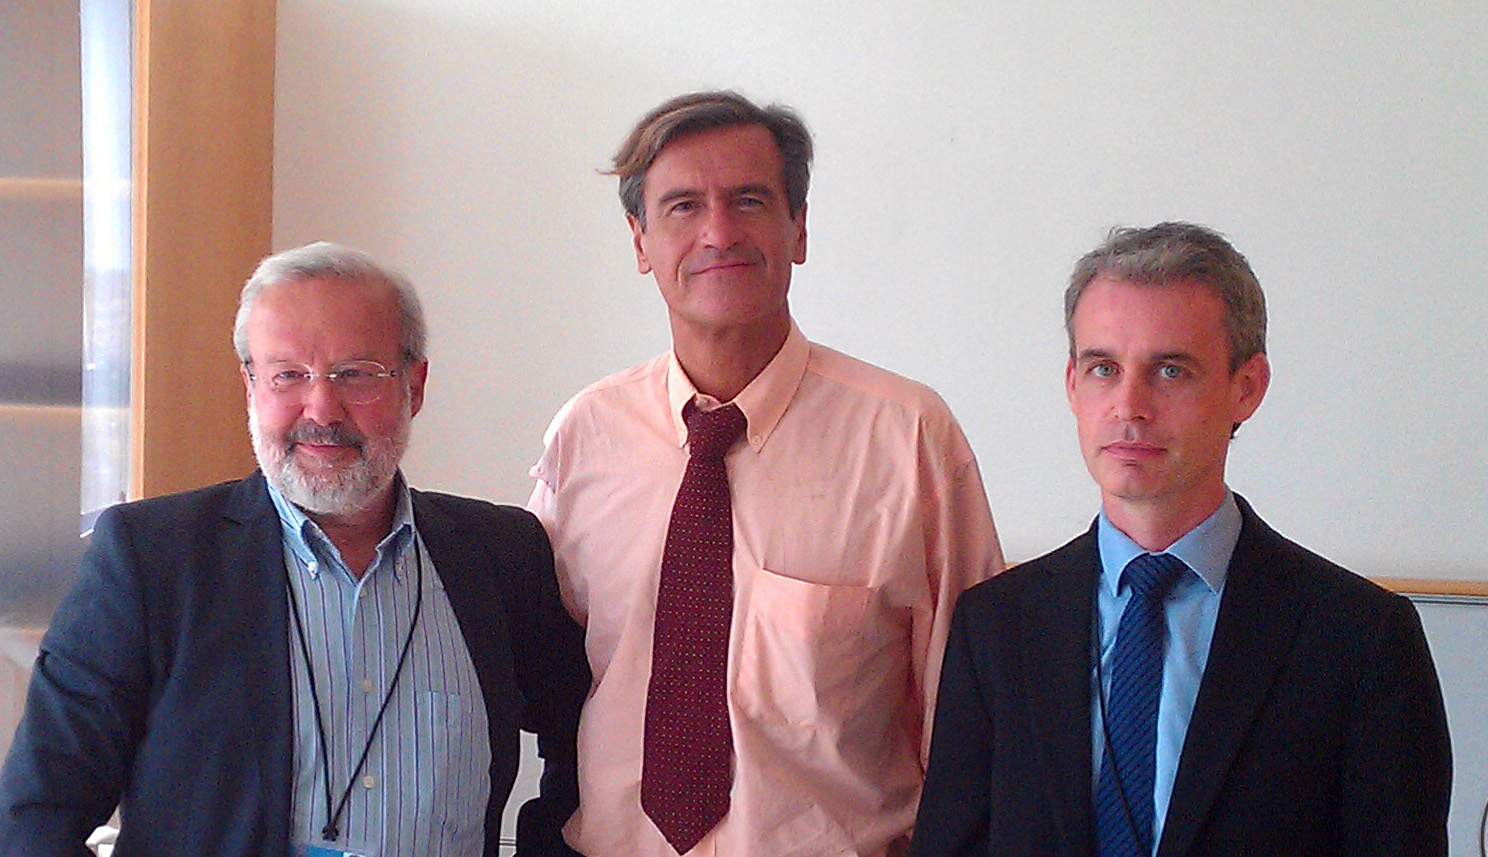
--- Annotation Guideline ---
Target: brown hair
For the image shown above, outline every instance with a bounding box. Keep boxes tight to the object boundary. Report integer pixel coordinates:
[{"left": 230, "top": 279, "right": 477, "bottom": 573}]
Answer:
[{"left": 609, "top": 90, "right": 812, "bottom": 228}]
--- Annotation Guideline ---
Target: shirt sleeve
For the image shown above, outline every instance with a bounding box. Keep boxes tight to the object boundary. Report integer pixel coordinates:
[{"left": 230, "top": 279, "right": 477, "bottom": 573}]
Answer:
[
  {"left": 911, "top": 417, "right": 1005, "bottom": 766},
  {"left": 526, "top": 475, "right": 558, "bottom": 535},
  {"left": 527, "top": 430, "right": 591, "bottom": 628}
]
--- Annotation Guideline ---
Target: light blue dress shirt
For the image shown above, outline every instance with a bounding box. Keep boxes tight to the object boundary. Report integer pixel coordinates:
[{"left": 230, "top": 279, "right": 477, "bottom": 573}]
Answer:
[
  {"left": 1092, "top": 491, "right": 1241, "bottom": 854},
  {"left": 269, "top": 478, "right": 492, "bottom": 856}
]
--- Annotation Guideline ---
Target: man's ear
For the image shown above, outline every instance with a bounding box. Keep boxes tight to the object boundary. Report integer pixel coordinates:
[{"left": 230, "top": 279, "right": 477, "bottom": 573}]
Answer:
[
  {"left": 1230, "top": 351, "right": 1271, "bottom": 425},
  {"left": 627, "top": 213, "right": 653, "bottom": 275},
  {"left": 406, "top": 360, "right": 429, "bottom": 418},
  {"left": 791, "top": 202, "right": 808, "bottom": 265}
]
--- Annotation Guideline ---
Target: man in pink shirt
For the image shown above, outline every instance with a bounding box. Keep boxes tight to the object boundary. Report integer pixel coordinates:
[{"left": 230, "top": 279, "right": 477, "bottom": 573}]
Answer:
[{"left": 527, "top": 90, "right": 1005, "bottom": 857}]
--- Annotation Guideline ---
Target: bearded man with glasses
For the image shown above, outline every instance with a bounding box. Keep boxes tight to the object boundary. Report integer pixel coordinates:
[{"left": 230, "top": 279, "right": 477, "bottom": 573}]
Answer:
[{"left": 0, "top": 242, "right": 589, "bottom": 857}]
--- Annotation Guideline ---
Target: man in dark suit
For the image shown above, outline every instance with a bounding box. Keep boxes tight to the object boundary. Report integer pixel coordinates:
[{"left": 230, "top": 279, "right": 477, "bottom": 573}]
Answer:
[
  {"left": 911, "top": 222, "right": 1451, "bottom": 857},
  {"left": 0, "top": 242, "right": 589, "bottom": 856}
]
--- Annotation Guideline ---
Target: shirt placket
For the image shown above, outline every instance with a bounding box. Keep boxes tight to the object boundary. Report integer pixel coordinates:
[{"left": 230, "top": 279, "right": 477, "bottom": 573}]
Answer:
[{"left": 347, "top": 567, "right": 383, "bottom": 844}]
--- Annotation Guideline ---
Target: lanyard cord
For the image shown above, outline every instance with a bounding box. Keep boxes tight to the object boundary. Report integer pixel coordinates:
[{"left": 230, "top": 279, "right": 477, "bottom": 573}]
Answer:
[{"left": 285, "top": 540, "right": 424, "bottom": 843}]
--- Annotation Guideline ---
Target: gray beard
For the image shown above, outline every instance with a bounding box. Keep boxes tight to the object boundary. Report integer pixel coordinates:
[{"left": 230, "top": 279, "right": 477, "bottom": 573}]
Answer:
[{"left": 248, "top": 405, "right": 409, "bottom": 516}]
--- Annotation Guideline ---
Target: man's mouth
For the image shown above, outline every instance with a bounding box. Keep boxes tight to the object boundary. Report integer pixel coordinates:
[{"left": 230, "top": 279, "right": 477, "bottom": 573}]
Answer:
[
  {"left": 693, "top": 259, "right": 755, "bottom": 275},
  {"left": 1102, "top": 440, "right": 1164, "bottom": 461},
  {"left": 287, "top": 423, "right": 364, "bottom": 457},
  {"left": 687, "top": 248, "right": 761, "bottom": 277}
]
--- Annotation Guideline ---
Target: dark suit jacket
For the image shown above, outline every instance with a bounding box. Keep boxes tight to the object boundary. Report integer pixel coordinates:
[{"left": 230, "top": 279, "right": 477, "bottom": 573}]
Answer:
[
  {"left": 0, "top": 472, "right": 590, "bottom": 857},
  {"left": 911, "top": 496, "right": 1451, "bottom": 857}
]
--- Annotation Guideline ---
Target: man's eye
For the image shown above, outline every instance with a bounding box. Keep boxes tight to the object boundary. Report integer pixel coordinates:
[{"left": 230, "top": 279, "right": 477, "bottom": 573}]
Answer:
[
  {"left": 273, "top": 369, "right": 309, "bottom": 383},
  {"left": 334, "top": 367, "right": 370, "bottom": 381},
  {"left": 1158, "top": 365, "right": 1183, "bottom": 379},
  {"left": 1091, "top": 363, "right": 1115, "bottom": 378}
]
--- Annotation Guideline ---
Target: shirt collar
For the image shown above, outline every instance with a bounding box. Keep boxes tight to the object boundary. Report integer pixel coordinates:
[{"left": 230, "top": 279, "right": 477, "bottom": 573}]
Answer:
[
  {"left": 666, "top": 319, "right": 811, "bottom": 453},
  {"left": 265, "top": 473, "right": 417, "bottom": 580},
  {"left": 1097, "top": 490, "right": 1241, "bottom": 597}
]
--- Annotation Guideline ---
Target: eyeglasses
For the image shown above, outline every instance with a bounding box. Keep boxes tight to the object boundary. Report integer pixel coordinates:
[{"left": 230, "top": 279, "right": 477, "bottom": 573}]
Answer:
[{"left": 247, "top": 360, "right": 402, "bottom": 405}]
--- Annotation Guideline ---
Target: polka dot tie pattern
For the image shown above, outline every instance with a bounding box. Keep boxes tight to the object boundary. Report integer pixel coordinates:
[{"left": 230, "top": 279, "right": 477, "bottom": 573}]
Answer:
[{"left": 641, "top": 402, "right": 747, "bottom": 855}]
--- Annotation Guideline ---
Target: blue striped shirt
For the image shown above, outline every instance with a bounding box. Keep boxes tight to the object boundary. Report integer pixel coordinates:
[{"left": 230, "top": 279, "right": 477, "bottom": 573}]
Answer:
[{"left": 269, "top": 478, "right": 491, "bottom": 856}]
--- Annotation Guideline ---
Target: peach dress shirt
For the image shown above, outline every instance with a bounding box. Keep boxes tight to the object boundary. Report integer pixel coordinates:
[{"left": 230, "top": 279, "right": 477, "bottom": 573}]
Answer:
[{"left": 528, "top": 323, "right": 1004, "bottom": 857}]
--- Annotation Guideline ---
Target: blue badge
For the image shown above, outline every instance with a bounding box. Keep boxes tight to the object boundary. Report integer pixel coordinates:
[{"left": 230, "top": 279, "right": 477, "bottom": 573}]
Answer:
[{"left": 295, "top": 843, "right": 373, "bottom": 857}]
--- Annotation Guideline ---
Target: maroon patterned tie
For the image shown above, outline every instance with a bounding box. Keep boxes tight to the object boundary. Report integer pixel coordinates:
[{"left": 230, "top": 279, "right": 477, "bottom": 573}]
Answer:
[{"left": 642, "top": 402, "right": 747, "bottom": 854}]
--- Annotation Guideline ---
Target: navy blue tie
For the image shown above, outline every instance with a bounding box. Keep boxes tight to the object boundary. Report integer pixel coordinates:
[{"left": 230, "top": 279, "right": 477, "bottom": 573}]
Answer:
[{"left": 1096, "top": 552, "right": 1186, "bottom": 857}]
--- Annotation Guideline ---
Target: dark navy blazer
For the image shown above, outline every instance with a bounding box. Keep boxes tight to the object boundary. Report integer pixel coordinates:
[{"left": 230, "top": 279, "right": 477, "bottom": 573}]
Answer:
[
  {"left": 911, "top": 495, "right": 1452, "bottom": 857},
  {"left": 0, "top": 471, "right": 589, "bottom": 857}
]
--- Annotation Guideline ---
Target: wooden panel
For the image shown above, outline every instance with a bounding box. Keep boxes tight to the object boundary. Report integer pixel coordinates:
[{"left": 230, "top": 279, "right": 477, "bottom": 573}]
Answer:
[
  {"left": 1373, "top": 577, "right": 1488, "bottom": 599},
  {"left": 131, "top": 0, "right": 276, "bottom": 498},
  {"left": 0, "top": 178, "right": 83, "bottom": 201}
]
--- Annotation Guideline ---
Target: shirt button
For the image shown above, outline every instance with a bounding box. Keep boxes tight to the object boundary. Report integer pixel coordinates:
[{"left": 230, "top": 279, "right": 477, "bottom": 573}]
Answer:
[
  {"left": 362, "top": 775, "right": 376, "bottom": 789},
  {"left": 361, "top": 679, "right": 374, "bottom": 693}
]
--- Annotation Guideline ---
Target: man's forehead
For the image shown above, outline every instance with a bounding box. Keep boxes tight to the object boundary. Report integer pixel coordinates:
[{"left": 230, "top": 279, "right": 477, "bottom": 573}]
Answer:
[
  {"left": 255, "top": 275, "right": 398, "bottom": 315},
  {"left": 1076, "top": 276, "right": 1224, "bottom": 318},
  {"left": 647, "top": 125, "right": 783, "bottom": 184},
  {"left": 248, "top": 278, "right": 401, "bottom": 347},
  {"left": 1073, "top": 276, "right": 1227, "bottom": 339}
]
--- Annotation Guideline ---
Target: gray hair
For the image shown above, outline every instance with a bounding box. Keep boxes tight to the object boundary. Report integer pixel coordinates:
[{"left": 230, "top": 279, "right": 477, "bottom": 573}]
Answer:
[
  {"left": 233, "top": 241, "right": 427, "bottom": 364},
  {"left": 609, "top": 90, "right": 813, "bottom": 229},
  {"left": 1065, "top": 221, "right": 1267, "bottom": 372}
]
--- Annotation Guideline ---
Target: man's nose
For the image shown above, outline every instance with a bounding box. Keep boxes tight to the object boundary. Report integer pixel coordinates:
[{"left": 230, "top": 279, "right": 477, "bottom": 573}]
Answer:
[
  {"left": 698, "top": 205, "right": 745, "bottom": 249},
  {"left": 1111, "top": 375, "right": 1152, "bottom": 422},
  {"left": 298, "top": 374, "right": 350, "bottom": 422}
]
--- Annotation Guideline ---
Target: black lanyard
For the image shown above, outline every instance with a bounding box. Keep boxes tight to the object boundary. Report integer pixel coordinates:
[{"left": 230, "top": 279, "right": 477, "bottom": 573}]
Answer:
[{"left": 285, "top": 541, "right": 424, "bottom": 843}]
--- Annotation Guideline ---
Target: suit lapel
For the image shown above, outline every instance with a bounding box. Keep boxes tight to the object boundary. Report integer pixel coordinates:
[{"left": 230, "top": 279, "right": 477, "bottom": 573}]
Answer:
[
  {"left": 409, "top": 491, "right": 483, "bottom": 649},
  {"left": 410, "top": 489, "right": 517, "bottom": 815},
  {"left": 410, "top": 489, "right": 459, "bottom": 580},
  {"left": 1021, "top": 526, "right": 1101, "bottom": 856},
  {"left": 410, "top": 491, "right": 507, "bottom": 716},
  {"left": 222, "top": 472, "right": 295, "bottom": 852},
  {"left": 409, "top": 490, "right": 482, "bottom": 629},
  {"left": 1159, "top": 498, "right": 1307, "bottom": 857}
]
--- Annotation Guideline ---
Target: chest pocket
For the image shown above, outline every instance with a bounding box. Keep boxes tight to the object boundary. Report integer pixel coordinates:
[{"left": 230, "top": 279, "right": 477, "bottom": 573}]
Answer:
[
  {"left": 414, "top": 690, "right": 491, "bottom": 842},
  {"left": 735, "top": 565, "right": 898, "bottom": 727}
]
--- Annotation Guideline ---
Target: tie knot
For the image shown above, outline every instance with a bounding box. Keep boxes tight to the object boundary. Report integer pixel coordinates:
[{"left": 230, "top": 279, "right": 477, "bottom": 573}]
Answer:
[
  {"left": 1123, "top": 552, "right": 1186, "bottom": 601},
  {"left": 685, "top": 403, "right": 747, "bottom": 460}
]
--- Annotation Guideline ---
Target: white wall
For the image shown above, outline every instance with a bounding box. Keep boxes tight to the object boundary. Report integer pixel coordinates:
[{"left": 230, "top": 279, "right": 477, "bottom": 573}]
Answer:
[{"left": 273, "top": 0, "right": 1488, "bottom": 581}]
